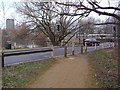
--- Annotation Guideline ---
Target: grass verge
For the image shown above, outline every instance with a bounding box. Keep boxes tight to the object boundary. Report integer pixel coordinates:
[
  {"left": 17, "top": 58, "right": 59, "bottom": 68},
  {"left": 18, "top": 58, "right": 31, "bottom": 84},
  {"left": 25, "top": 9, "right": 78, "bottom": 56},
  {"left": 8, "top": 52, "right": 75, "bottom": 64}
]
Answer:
[
  {"left": 89, "top": 49, "right": 118, "bottom": 88},
  {"left": 2, "top": 58, "right": 56, "bottom": 88}
]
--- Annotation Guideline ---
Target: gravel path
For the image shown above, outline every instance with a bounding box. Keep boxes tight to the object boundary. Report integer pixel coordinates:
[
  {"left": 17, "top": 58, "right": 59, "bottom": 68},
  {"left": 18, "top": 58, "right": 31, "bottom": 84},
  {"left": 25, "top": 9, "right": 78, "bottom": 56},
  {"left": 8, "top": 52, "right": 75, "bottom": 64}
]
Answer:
[{"left": 27, "top": 55, "right": 98, "bottom": 88}]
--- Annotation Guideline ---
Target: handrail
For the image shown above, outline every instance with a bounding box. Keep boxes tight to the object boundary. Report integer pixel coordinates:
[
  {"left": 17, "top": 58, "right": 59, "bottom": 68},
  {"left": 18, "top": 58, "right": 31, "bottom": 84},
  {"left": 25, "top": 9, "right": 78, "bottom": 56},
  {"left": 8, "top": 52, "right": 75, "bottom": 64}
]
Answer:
[
  {"left": 2, "top": 48, "right": 53, "bottom": 67},
  {"left": 3, "top": 48, "right": 52, "bottom": 57}
]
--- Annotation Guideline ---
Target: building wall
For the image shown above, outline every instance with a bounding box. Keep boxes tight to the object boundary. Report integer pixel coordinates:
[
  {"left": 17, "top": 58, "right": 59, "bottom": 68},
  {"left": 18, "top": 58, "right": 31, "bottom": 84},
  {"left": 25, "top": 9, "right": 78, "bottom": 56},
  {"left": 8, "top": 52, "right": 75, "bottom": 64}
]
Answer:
[{"left": 6, "top": 19, "right": 14, "bottom": 29}]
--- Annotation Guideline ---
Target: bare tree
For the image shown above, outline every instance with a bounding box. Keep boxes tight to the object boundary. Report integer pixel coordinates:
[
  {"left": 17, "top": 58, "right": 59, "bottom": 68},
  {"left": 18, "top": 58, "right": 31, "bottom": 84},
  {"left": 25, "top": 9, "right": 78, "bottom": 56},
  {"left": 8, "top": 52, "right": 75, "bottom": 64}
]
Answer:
[{"left": 16, "top": 2, "right": 82, "bottom": 46}]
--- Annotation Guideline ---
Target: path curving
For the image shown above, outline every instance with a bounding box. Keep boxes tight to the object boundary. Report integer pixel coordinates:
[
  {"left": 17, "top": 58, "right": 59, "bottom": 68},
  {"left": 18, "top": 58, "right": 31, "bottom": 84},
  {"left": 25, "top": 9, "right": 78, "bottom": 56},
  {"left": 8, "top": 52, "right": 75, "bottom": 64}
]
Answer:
[{"left": 27, "top": 54, "right": 98, "bottom": 88}]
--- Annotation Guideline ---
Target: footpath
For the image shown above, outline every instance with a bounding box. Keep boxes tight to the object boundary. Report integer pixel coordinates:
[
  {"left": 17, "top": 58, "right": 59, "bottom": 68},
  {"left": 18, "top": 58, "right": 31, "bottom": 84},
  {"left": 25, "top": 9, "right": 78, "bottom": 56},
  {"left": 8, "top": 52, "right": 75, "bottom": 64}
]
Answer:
[{"left": 27, "top": 54, "right": 98, "bottom": 88}]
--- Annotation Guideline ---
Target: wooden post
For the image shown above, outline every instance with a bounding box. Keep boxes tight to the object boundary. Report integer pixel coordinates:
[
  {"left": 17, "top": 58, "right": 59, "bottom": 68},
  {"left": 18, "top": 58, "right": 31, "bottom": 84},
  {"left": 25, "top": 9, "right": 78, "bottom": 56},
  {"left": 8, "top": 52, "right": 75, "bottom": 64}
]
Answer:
[
  {"left": 112, "top": 42, "right": 115, "bottom": 47},
  {"left": 72, "top": 41, "right": 75, "bottom": 56},
  {"left": 46, "top": 42, "right": 48, "bottom": 47},
  {"left": 109, "top": 42, "right": 111, "bottom": 48},
  {"left": 51, "top": 45, "right": 54, "bottom": 57},
  {"left": 84, "top": 42, "right": 87, "bottom": 52},
  {"left": 64, "top": 45, "right": 67, "bottom": 57},
  {"left": 95, "top": 43, "right": 97, "bottom": 50},
  {"left": 13, "top": 42, "right": 16, "bottom": 49},
  {"left": 102, "top": 43, "right": 104, "bottom": 48},
  {"left": 81, "top": 43, "right": 84, "bottom": 54},
  {"left": 2, "top": 52, "right": 4, "bottom": 67},
  {"left": 32, "top": 41, "right": 35, "bottom": 48}
]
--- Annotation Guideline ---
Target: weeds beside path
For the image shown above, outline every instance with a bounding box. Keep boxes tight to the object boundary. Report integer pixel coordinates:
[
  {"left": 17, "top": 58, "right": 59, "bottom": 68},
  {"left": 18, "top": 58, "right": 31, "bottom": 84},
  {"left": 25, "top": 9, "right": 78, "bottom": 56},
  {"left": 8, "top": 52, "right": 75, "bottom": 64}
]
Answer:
[
  {"left": 89, "top": 48, "right": 118, "bottom": 88},
  {"left": 2, "top": 58, "right": 56, "bottom": 88},
  {"left": 27, "top": 55, "right": 98, "bottom": 88}
]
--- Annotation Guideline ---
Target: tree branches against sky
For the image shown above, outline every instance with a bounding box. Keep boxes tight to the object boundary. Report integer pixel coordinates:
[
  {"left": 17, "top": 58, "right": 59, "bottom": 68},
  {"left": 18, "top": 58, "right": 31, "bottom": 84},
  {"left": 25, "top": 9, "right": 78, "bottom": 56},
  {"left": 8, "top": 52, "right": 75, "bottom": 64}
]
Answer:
[{"left": 0, "top": 0, "right": 119, "bottom": 29}]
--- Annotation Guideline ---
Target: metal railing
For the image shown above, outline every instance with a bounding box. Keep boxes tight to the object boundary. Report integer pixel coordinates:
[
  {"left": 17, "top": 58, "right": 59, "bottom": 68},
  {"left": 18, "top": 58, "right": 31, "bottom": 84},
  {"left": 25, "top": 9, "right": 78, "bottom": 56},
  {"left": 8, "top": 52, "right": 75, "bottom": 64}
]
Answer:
[
  {"left": 1, "top": 42, "right": 115, "bottom": 67},
  {"left": 2, "top": 48, "right": 53, "bottom": 67}
]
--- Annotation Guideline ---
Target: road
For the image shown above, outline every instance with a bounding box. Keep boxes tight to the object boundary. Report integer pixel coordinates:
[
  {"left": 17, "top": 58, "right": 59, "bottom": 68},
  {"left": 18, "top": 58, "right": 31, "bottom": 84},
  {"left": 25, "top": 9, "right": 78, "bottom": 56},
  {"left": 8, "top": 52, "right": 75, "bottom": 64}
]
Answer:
[{"left": 4, "top": 42, "right": 113, "bottom": 66}]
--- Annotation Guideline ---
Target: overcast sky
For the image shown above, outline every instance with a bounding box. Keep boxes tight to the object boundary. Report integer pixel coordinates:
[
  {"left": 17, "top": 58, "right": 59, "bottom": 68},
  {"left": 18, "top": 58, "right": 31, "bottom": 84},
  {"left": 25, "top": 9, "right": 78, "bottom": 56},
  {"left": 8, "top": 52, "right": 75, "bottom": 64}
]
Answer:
[{"left": 0, "top": 0, "right": 119, "bottom": 29}]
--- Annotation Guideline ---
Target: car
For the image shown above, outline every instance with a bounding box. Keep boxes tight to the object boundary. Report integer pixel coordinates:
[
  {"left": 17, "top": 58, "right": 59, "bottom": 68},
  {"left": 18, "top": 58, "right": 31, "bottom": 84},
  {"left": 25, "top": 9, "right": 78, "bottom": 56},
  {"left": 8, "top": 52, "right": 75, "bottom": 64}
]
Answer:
[{"left": 83, "top": 38, "right": 100, "bottom": 46}]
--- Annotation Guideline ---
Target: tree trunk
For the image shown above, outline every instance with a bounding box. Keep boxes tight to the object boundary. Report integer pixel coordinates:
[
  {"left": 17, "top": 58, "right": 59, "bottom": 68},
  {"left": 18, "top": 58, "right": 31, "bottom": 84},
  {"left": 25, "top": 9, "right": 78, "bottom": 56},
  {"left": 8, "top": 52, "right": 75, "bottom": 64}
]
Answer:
[{"left": 51, "top": 40, "right": 61, "bottom": 46}]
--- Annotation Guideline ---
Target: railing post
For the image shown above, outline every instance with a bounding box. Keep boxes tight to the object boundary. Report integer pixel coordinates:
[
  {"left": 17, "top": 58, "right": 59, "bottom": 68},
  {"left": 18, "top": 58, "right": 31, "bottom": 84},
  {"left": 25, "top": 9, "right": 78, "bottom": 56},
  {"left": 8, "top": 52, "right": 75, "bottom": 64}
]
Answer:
[
  {"left": 2, "top": 52, "right": 4, "bottom": 67},
  {"left": 13, "top": 42, "right": 16, "bottom": 49},
  {"left": 64, "top": 45, "right": 67, "bottom": 57},
  {"left": 102, "top": 43, "right": 104, "bottom": 48},
  {"left": 81, "top": 43, "right": 84, "bottom": 54},
  {"left": 32, "top": 41, "right": 35, "bottom": 48},
  {"left": 84, "top": 42, "right": 87, "bottom": 52},
  {"left": 81, "top": 44, "right": 83, "bottom": 54},
  {"left": 95, "top": 43, "right": 97, "bottom": 50},
  {"left": 51, "top": 45, "right": 54, "bottom": 57},
  {"left": 109, "top": 42, "right": 111, "bottom": 48},
  {"left": 72, "top": 41, "right": 75, "bottom": 56},
  {"left": 112, "top": 42, "right": 115, "bottom": 47}
]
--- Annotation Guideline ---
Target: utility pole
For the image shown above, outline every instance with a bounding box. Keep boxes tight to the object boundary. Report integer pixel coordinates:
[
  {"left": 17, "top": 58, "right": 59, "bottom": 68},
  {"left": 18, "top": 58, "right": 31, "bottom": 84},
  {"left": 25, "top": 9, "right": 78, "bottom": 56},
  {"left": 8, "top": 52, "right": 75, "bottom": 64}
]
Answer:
[
  {"left": 0, "top": 29, "right": 2, "bottom": 90},
  {"left": 117, "top": 3, "right": 120, "bottom": 87}
]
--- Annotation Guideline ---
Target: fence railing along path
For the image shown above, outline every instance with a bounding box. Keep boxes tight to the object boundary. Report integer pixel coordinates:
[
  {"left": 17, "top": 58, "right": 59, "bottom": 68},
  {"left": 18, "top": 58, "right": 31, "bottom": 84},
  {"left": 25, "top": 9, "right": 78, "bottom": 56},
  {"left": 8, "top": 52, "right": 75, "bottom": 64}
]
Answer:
[
  {"left": 2, "top": 47, "right": 53, "bottom": 67},
  {"left": 1, "top": 42, "right": 115, "bottom": 67}
]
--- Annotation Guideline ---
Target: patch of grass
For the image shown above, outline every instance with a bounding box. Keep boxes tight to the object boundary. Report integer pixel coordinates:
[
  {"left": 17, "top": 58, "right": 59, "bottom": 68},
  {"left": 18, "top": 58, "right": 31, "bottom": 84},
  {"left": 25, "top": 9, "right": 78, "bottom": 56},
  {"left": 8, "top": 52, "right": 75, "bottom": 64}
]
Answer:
[
  {"left": 2, "top": 58, "right": 56, "bottom": 88},
  {"left": 89, "top": 49, "right": 118, "bottom": 88}
]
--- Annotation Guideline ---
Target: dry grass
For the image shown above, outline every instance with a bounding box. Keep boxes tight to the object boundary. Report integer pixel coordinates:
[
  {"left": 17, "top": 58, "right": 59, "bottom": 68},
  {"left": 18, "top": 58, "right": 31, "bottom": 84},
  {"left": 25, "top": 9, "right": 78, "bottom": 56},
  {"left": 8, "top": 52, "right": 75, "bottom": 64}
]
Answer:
[
  {"left": 2, "top": 58, "right": 56, "bottom": 88},
  {"left": 89, "top": 48, "right": 118, "bottom": 88}
]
